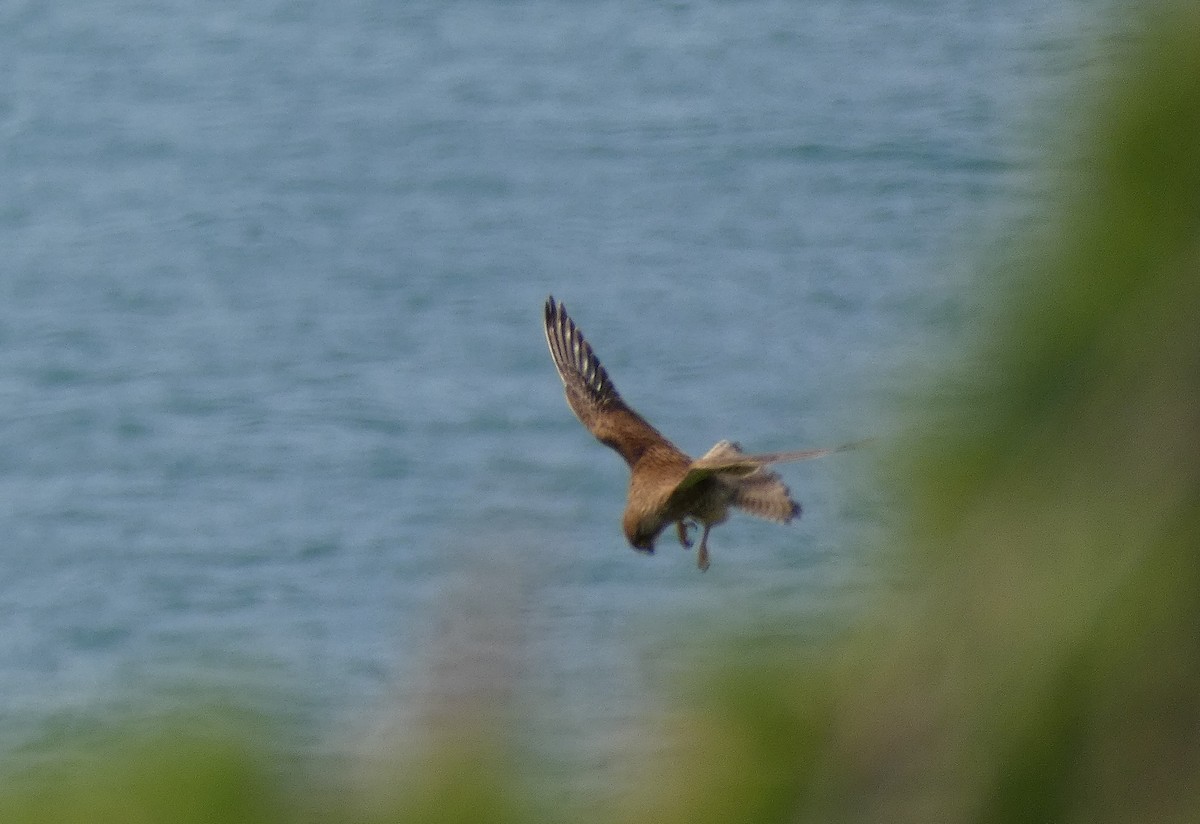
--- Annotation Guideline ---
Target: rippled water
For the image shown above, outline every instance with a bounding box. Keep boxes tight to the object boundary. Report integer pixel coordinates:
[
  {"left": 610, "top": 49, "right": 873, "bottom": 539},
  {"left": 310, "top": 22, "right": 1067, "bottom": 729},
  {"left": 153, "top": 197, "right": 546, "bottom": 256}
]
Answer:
[{"left": 0, "top": 0, "right": 1104, "bottom": 783}]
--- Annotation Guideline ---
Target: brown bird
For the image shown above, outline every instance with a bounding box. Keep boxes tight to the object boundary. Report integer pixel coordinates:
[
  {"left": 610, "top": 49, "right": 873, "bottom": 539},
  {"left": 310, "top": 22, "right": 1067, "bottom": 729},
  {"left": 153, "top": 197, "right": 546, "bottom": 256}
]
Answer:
[{"left": 544, "top": 295, "right": 859, "bottom": 572}]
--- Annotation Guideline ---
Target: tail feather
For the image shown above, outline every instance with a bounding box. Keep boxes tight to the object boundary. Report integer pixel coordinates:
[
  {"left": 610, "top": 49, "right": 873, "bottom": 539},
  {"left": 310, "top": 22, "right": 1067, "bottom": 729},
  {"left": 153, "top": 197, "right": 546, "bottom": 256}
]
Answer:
[
  {"left": 733, "top": 470, "right": 801, "bottom": 523},
  {"left": 703, "top": 441, "right": 801, "bottom": 522}
]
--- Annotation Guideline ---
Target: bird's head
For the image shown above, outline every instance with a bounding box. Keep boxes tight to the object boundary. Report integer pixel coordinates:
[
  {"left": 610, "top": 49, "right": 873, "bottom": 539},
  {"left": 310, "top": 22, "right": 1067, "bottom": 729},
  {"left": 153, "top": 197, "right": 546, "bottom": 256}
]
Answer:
[{"left": 622, "top": 509, "right": 664, "bottom": 554}]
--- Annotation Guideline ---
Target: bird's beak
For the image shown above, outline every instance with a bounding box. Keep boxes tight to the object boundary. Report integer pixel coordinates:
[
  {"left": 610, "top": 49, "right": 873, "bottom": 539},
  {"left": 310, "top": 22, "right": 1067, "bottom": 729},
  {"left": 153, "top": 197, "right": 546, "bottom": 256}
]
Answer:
[{"left": 630, "top": 537, "right": 656, "bottom": 554}]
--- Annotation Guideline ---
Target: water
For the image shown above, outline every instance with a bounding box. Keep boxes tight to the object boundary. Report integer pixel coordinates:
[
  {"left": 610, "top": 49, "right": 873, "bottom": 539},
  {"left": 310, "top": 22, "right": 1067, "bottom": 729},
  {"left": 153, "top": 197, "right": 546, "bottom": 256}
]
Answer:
[{"left": 0, "top": 0, "right": 1106, "bottom": 785}]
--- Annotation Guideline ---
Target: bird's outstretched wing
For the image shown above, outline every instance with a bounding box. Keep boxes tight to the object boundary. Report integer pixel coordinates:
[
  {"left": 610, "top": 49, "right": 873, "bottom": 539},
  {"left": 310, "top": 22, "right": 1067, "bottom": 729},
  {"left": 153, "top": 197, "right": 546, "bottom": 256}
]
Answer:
[
  {"left": 691, "top": 439, "right": 871, "bottom": 472},
  {"left": 668, "top": 439, "right": 871, "bottom": 499},
  {"left": 543, "top": 296, "right": 677, "bottom": 468}
]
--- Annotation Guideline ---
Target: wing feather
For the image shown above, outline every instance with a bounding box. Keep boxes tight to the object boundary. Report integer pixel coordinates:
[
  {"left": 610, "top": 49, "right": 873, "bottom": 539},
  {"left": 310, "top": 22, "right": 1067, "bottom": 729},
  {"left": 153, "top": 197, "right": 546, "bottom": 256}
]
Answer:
[
  {"left": 688, "top": 439, "right": 872, "bottom": 474},
  {"left": 665, "top": 438, "right": 870, "bottom": 513},
  {"left": 543, "top": 296, "right": 677, "bottom": 468}
]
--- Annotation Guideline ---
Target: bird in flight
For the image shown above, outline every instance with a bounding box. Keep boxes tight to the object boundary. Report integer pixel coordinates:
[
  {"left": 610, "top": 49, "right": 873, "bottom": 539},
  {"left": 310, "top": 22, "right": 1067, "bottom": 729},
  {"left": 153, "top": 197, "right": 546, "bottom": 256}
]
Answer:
[{"left": 543, "top": 296, "right": 860, "bottom": 571}]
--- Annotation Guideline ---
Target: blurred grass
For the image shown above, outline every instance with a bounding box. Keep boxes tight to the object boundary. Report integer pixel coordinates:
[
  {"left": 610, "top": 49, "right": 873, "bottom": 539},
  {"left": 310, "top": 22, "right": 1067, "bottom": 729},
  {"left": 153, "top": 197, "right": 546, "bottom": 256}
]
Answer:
[
  {"left": 4, "top": 4, "right": 1200, "bottom": 822},
  {"left": 0, "top": 724, "right": 286, "bottom": 824}
]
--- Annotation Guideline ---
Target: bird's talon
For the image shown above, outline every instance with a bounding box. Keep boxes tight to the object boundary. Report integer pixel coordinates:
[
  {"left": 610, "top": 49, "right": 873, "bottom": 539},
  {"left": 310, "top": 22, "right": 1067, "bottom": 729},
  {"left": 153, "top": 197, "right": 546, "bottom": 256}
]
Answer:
[{"left": 676, "top": 521, "right": 693, "bottom": 549}]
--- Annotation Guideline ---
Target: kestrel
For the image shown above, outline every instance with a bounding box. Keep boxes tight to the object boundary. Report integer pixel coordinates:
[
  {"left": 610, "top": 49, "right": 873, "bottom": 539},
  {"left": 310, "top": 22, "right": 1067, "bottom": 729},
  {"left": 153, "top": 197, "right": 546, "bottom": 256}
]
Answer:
[{"left": 544, "top": 295, "right": 857, "bottom": 572}]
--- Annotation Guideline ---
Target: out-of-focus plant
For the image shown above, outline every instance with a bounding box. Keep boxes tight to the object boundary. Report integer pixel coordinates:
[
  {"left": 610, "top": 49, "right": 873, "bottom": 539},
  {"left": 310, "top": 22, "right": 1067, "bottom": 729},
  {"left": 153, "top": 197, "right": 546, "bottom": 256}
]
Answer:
[
  {"left": 1, "top": 4, "right": 1198, "bottom": 823},
  {"left": 627, "top": 4, "right": 1200, "bottom": 823},
  {"left": 0, "top": 724, "right": 286, "bottom": 824}
]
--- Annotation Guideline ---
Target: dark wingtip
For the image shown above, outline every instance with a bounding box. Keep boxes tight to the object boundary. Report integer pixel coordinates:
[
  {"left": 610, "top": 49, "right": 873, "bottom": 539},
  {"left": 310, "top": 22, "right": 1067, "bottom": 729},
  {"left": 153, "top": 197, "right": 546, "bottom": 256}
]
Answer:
[
  {"left": 542, "top": 296, "right": 620, "bottom": 407},
  {"left": 545, "top": 295, "right": 568, "bottom": 332},
  {"left": 544, "top": 296, "right": 569, "bottom": 346}
]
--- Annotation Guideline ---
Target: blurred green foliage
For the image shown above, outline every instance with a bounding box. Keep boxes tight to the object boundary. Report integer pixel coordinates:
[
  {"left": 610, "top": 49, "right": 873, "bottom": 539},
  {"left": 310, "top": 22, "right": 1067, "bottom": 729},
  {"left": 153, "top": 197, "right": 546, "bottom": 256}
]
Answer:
[
  {"left": 0, "top": 727, "right": 286, "bottom": 824},
  {"left": 4, "top": 4, "right": 1199, "bottom": 822}
]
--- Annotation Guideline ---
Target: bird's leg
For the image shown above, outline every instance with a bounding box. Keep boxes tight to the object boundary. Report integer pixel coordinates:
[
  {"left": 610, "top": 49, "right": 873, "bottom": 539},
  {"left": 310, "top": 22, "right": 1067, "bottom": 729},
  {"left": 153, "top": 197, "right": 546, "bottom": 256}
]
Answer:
[
  {"left": 675, "top": 520, "right": 693, "bottom": 549},
  {"left": 696, "top": 524, "right": 712, "bottom": 572}
]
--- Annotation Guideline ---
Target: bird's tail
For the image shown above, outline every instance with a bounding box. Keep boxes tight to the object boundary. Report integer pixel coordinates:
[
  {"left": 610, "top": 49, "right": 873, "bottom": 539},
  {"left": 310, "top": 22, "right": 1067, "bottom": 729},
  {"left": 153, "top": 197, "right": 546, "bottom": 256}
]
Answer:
[
  {"left": 698, "top": 441, "right": 801, "bottom": 523},
  {"left": 733, "top": 470, "right": 801, "bottom": 523}
]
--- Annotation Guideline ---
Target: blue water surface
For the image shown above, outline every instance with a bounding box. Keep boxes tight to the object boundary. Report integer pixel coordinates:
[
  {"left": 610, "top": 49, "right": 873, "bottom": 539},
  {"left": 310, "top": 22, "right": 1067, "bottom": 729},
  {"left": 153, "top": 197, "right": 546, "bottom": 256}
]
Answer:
[{"left": 0, "top": 0, "right": 1108, "bottom": 790}]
